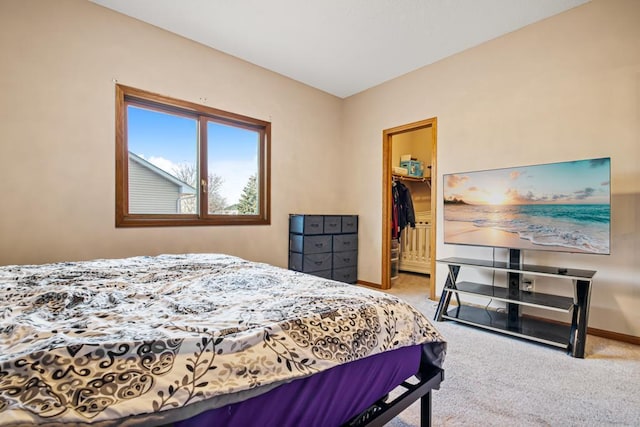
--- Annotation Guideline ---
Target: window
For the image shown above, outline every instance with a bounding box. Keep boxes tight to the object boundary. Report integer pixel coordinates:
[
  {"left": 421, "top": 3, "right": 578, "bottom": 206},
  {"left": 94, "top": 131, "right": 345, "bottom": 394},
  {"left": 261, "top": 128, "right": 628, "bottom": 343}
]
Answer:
[{"left": 115, "top": 85, "right": 270, "bottom": 227}]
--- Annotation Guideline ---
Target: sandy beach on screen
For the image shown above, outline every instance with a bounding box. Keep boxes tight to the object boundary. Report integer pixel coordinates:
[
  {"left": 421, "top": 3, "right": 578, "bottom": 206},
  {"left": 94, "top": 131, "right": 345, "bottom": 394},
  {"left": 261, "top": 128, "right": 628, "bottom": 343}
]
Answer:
[{"left": 444, "top": 220, "right": 590, "bottom": 253}]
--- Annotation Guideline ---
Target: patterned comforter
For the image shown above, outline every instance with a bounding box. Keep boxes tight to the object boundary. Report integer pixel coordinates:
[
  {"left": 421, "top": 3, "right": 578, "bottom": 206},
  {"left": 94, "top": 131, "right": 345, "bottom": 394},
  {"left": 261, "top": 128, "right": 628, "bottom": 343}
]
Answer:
[{"left": 0, "top": 253, "right": 445, "bottom": 426}]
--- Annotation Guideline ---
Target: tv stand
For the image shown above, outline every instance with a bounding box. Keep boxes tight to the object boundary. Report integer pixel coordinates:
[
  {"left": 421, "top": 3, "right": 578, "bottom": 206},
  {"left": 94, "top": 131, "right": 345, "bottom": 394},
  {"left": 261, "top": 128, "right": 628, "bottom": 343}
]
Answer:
[{"left": 434, "top": 250, "right": 595, "bottom": 358}]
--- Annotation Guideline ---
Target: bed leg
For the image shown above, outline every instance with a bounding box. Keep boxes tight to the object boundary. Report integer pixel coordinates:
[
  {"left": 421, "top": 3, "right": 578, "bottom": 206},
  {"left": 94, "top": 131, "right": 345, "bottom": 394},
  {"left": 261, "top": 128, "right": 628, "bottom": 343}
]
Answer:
[{"left": 420, "top": 391, "right": 432, "bottom": 427}]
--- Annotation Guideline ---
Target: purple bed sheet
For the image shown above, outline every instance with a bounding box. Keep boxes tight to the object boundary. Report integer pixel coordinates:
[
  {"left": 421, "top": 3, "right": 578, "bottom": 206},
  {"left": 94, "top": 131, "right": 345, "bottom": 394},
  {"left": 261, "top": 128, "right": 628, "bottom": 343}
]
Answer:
[{"left": 175, "top": 344, "right": 426, "bottom": 427}]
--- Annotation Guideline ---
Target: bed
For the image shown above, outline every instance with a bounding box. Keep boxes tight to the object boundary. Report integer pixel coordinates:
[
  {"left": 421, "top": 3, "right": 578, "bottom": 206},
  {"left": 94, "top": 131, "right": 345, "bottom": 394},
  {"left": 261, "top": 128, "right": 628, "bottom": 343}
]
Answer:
[{"left": 0, "top": 253, "right": 446, "bottom": 426}]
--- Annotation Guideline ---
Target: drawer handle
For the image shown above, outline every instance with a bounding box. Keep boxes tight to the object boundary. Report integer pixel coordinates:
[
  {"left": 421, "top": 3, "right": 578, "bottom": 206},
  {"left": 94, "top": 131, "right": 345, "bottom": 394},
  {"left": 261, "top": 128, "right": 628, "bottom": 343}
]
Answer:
[
  {"left": 315, "top": 261, "right": 323, "bottom": 265},
  {"left": 311, "top": 224, "right": 319, "bottom": 228},
  {"left": 315, "top": 243, "right": 324, "bottom": 247},
  {"left": 343, "top": 242, "right": 351, "bottom": 246},
  {"left": 343, "top": 258, "right": 351, "bottom": 262}
]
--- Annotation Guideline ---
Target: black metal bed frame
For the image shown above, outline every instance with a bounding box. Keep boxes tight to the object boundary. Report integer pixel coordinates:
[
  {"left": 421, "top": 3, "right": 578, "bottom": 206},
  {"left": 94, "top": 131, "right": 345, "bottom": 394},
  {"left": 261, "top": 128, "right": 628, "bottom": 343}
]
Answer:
[{"left": 343, "top": 362, "right": 444, "bottom": 427}]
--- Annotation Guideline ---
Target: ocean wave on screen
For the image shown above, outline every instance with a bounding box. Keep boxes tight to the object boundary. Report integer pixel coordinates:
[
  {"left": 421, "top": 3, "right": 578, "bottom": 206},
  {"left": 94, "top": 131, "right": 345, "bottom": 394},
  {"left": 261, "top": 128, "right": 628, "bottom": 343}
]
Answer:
[{"left": 444, "top": 204, "right": 610, "bottom": 254}]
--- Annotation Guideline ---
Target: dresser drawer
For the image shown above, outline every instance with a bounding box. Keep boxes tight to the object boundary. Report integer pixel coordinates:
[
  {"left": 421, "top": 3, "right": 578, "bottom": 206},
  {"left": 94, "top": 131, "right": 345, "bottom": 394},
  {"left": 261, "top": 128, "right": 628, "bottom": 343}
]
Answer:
[
  {"left": 341, "top": 216, "right": 358, "bottom": 233},
  {"left": 332, "top": 266, "right": 357, "bottom": 284},
  {"left": 333, "top": 234, "right": 358, "bottom": 252},
  {"left": 289, "top": 252, "right": 332, "bottom": 273},
  {"left": 289, "top": 215, "right": 324, "bottom": 234},
  {"left": 308, "top": 269, "right": 332, "bottom": 280},
  {"left": 333, "top": 250, "right": 357, "bottom": 269},
  {"left": 323, "top": 216, "right": 342, "bottom": 234},
  {"left": 290, "top": 234, "right": 332, "bottom": 254}
]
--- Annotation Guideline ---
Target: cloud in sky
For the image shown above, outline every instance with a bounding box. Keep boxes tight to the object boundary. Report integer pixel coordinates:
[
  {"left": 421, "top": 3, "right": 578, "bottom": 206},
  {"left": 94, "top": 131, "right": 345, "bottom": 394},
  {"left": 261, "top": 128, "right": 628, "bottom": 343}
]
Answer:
[
  {"left": 147, "top": 156, "right": 178, "bottom": 176},
  {"left": 575, "top": 187, "right": 595, "bottom": 200},
  {"left": 506, "top": 188, "right": 534, "bottom": 203},
  {"left": 209, "top": 158, "right": 257, "bottom": 203},
  {"left": 590, "top": 158, "right": 609, "bottom": 167},
  {"left": 446, "top": 174, "right": 468, "bottom": 188}
]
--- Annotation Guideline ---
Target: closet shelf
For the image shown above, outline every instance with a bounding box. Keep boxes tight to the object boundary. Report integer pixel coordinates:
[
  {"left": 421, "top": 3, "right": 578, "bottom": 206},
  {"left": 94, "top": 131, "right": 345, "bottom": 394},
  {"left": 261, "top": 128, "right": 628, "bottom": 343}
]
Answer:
[{"left": 392, "top": 173, "right": 431, "bottom": 186}]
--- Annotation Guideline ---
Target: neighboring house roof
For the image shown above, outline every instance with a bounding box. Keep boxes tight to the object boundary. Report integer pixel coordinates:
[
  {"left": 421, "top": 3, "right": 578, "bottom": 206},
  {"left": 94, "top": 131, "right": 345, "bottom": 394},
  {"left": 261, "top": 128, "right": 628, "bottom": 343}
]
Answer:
[{"left": 128, "top": 152, "right": 196, "bottom": 195}]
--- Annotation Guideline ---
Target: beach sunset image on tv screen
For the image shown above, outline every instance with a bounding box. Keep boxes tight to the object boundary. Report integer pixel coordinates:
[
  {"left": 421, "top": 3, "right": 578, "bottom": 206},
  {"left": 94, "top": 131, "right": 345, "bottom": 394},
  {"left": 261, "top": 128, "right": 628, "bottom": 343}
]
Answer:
[{"left": 443, "top": 158, "right": 611, "bottom": 254}]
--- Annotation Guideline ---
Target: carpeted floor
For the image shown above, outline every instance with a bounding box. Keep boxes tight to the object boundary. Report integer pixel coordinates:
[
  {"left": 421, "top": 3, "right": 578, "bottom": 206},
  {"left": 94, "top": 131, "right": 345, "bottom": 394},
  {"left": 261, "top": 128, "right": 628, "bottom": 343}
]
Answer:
[{"left": 380, "top": 273, "right": 640, "bottom": 426}]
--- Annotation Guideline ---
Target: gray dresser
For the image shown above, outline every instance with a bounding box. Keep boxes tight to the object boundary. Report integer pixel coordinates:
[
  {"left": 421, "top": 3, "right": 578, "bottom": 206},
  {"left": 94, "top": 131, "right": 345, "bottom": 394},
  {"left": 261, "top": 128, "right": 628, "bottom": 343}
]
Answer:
[{"left": 288, "top": 214, "right": 358, "bottom": 284}]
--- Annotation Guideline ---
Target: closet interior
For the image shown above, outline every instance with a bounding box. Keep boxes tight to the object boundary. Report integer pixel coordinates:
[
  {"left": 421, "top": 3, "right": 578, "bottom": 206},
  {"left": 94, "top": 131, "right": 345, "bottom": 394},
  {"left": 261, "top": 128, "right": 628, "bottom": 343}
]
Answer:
[{"left": 390, "top": 128, "right": 433, "bottom": 282}]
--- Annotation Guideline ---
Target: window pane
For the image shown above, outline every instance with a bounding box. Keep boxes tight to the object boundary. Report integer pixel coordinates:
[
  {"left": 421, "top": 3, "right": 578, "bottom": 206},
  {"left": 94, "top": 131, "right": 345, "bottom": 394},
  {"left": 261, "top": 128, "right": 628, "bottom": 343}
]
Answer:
[
  {"left": 127, "top": 105, "right": 198, "bottom": 214},
  {"left": 207, "top": 122, "right": 260, "bottom": 215},
  {"left": 116, "top": 84, "right": 270, "bottom": 227}
]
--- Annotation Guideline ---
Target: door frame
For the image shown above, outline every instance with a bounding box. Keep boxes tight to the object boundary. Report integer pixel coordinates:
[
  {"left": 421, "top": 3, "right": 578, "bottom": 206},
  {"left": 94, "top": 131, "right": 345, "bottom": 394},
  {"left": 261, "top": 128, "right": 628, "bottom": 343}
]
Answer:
[{"left": 381, "top": 117, "right": 437, "bottom": 300}]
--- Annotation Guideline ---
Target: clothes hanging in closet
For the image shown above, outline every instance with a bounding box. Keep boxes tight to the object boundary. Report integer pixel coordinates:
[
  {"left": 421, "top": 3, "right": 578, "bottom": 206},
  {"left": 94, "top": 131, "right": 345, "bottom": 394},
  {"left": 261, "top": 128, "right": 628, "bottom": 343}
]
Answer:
[{"left": 392, "top": 180, "right": 415, "bottom": 240}]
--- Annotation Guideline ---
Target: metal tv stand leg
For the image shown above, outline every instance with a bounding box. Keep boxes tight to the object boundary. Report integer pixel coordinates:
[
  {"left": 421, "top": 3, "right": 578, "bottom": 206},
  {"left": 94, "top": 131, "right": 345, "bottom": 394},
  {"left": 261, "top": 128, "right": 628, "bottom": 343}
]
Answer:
[{"left": 571, "top": 279, "right": 592, "bottom": 358}]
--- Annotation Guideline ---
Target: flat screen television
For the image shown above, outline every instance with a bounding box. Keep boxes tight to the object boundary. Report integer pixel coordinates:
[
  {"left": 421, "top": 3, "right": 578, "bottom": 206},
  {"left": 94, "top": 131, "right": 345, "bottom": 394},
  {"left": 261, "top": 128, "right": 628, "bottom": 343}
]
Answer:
[{"left": 443, "top": 157, "right": 611, "bottom": 255}]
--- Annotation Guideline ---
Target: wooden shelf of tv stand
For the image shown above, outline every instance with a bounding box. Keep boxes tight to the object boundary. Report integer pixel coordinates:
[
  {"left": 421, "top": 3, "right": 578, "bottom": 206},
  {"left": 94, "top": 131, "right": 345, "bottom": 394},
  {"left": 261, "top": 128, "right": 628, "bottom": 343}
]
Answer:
[{"left": 435, "top": 257, "right": 596, "bottom": 358}]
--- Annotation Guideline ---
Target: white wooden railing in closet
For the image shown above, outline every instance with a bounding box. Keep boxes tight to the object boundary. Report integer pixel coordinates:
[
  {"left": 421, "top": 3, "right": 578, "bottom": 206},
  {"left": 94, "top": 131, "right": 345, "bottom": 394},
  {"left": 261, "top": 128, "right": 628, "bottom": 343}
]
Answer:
[{"left": 399, "top": 211, "right": 431, "bottom": 274}]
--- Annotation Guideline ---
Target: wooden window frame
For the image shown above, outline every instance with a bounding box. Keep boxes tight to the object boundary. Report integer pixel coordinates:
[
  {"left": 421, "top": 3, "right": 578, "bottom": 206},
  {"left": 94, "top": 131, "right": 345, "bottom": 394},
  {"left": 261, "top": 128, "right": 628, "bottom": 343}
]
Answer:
[{"left": 115, "top": 84, "right": 271, "bottom": 227}]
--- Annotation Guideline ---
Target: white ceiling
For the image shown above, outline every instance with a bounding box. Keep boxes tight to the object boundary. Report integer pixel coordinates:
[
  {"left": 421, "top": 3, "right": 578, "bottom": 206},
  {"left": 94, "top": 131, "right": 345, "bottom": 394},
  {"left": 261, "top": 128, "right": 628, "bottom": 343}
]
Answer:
[{"left": 90, "top": 0, "right": 589, "bottom": 98}]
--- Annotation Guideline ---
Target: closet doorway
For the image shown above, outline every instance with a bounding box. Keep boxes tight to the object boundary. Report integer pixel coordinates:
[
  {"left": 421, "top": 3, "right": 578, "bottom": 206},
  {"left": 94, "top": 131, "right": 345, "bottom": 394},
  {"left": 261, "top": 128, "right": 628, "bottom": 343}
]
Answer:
[{"left": 381, "top": 118, "right": 437, "bottom": 301}]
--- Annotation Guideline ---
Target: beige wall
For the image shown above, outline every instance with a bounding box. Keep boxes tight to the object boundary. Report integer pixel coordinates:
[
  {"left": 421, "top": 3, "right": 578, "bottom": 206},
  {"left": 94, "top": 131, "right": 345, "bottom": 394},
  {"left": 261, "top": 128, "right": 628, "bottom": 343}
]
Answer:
[
  {"left": 0, "top": 0, "right": 346, "bottom": 268},
  {"left": 344, "top": 0, "right": 640, "bottom": 337}
]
